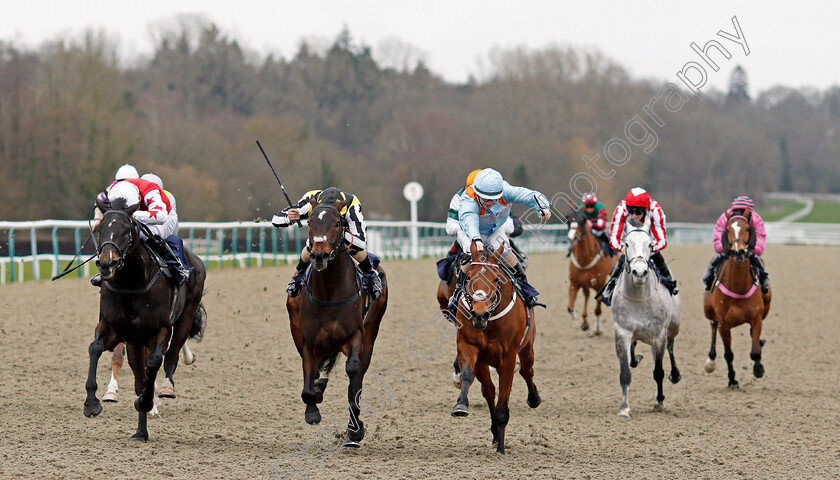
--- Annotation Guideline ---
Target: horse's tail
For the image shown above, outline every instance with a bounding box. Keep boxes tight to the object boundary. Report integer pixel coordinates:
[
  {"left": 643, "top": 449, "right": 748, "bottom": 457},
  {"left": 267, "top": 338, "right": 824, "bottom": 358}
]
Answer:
[
  {"left": 319, "top": 353, "right": 339, "bottom": 376},
  {"left": 189, "top": 296, "right": 207, "bottom": 342}
]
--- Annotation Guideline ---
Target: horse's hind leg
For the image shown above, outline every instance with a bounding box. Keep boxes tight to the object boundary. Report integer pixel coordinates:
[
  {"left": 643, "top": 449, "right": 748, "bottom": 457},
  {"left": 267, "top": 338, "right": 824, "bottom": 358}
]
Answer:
[
  {"left": 103, "top": 343, "right": 125, "bottom": 402},
  {"left": 630, "top": 340, "right": 643, "bottom": 368},
  {"left": 160, "top": 315, "right": 193, "bottom": 399},
  {"left": 720, "top": 327, "right": 738, "bottom": 389},
  {"left": 705, "top": 321, "right": 719, "bottom": 373},
  {"left": 614, "top": 330, "right": 633, "bottom": 418},
  {"left": 667, "top": 335, "right": 681, "bottom": 384},
  {"left": 125, "top": 344, "right": 149, "bottom": 441},
  {"left": 652, "top": 344, "right": 666, "bottom": 412},
  {"left": 517, "top": 340, "right": 541, "bottom": 409},
  {"left": 474, "top": 362, "right": 497, "bottom": 444},
  {"left": 750, "top": 320, "right": 765, "bottom": 379},
  {"left": 135, "top": 329, "right": 169, "bottom": 417}
]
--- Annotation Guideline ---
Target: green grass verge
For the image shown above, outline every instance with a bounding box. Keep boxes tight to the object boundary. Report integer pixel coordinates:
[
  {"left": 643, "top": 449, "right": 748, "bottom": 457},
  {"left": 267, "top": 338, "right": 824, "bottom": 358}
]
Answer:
[
  {"left": 756, "top": 198, "right": 806, "bottom": 222},
  {"left": 796, "top": 200, "right": 840, "bottom": 223}
]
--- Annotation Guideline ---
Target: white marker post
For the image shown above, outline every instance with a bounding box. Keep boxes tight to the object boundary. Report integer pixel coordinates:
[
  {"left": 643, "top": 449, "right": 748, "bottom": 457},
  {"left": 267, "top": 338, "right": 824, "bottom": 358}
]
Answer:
[{"left": 403, "top": 181, "right": 424, "bottom": 259}]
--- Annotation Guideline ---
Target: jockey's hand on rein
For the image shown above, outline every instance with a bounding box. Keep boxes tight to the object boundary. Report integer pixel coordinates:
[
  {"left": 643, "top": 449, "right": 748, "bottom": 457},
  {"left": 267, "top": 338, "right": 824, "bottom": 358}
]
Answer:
[{"left": 539, "top": 208, "right": 551, "bottom": 221}]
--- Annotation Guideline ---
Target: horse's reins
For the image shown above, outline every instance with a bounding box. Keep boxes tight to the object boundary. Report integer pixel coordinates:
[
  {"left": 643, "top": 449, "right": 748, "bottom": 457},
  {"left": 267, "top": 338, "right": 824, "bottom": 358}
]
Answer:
[
  {"left": 569, "top": 219, "right": 603, "bottom": 270},
  {"left": 461, "top": 261, "right": 518, "bottom": 322},
  {"left": 713, "top": 217, "right": 758, "bottom": 298},
  {"left": 96, "top": 210, "right": 168, "bottom": 295}
]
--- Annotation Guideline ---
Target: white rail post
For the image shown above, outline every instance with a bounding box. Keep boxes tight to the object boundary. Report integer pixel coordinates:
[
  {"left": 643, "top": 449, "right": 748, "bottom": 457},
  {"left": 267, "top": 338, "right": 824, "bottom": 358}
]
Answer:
[{"left": 403, "top": 182, "right": 424, "bottom": 260}]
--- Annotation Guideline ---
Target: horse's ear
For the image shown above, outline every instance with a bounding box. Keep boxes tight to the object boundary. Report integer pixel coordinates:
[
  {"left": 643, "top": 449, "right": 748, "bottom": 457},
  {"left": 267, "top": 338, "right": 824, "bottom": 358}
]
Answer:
[
  {"left": 309, "top": 198, "right": 319, "bottom": 209},
  {"left": 127, "top": 203, "right": 140, "bottom": 215},
  {"left": 470, "top": 241, "right": 480, "bottom": 260},
  {"left": 96, "top": 199, "right": 110, "bottom": 212},
  {"left": 495, "top": 243, "right": 506, "bottom": 258},
  {"left": 643, "top": 215, "right": 652, "bottom": 231},
  {"left": 334, "top": 200, "right": 348, "bottom": 213},
  {"left": 743, "top": 209, "right": 752, "bottom": 220}
]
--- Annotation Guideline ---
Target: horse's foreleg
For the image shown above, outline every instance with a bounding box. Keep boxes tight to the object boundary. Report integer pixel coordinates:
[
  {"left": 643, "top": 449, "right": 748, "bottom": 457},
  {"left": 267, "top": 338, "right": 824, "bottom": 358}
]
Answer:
[
  {"left": 345, "top": 331, "right": 366, "bottom": 445},
  {"left": 301, "top": 349, "right": 322, "bottom": 425},
  {"left": 84, "top": 335, "right": 106, "bottom": 417},
  {"left": 593, "top": 286, "right": 603, "bottom": 335},
  {"left": 582, "top": 286, "right": 593, "bottom": 334},
  {"left": 630, "top": 340, "right": 643, "bottom": 368},
  {"left": 125, "top": 344, "right": 149, "bottom": 442},
  {"left": 452, "top": 342, "right": 479, "bottom": 417},
  {"left": 720, "top": 327, "right": 738, "bottom": 389},
  {"left": 705, "top": 321, "right": 718, "bottom": 373},
  {"left": 568, "top": 281, "right": 587, "bottom": 331},
  {"left": 667, "top": 335, "right": 681, "bottom": 384},
  {"left": 750, "top": 320, "right": 764, "bottom": 379},
  {"left": 474, "top": 362, "right": 497, "bottom": 443},
  {"left": 493, "top": 355, "right": 516, "bottom": 454},
  {"left": 517, "top": 338, "right": 540, "bottom": 409},
  {"left": 614, "top": 330, "right": 633, "bottom": 418},
  {"left": 652, "top": 343, "right": 666, "bottom": 411}
]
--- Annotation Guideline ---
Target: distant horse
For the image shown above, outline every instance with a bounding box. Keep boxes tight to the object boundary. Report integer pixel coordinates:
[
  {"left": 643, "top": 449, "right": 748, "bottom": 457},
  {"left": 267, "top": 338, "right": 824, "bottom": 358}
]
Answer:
[
  {"left": 566, "top": 209, "right": 617, "bottom": 334},
  {"left": 84, "top": 201, "right": 206, "bottom": 441},
  {"left": 610, "top": 217, "right": 680, "bottom": 418},
  {"left": 703, "top": 212, "right": 772, "bottom": 388},
  {"left": 286, "top": 201, "right": 388, "bottom": 447},
  {"left": 451, "top": 243, "right": 540, "bottom": 454}
]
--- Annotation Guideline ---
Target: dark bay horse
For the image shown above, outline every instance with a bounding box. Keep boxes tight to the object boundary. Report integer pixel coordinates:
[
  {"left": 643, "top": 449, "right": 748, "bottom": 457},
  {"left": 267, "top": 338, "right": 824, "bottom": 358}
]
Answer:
[
  {"left": 451, "top": 243, "right": 540, "bottom": 454},
  {"left": 286, "top": 201, "right": 388, "bottom": 447},
  {"left": 566, "top": 209, "right": 617, "bottom": 334},
  {"left": 84, "top": 200, "right": 206, "bottom": 441},
  {"left": 704, "top": 212, "right": 772, "bottom": 388}
]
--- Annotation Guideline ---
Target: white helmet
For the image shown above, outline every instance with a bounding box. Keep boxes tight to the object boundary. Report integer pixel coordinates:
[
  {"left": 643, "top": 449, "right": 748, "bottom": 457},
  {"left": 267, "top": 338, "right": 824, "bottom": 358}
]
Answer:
[
  {"left": 107, "top": 181, "right": 141, "bottom": 208},
  {"left": 141, "top": 173, "right": 163, "bottom": 189},
  {"left": 115, "top": 164, "right": 139, "bottom": 181}
]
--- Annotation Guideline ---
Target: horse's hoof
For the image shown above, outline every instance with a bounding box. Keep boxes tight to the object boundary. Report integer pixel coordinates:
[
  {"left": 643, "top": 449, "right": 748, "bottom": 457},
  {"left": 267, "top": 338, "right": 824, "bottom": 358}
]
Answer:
[
  {"left": 134, "top": 396, "right": 153, "bottom": 414},
  {"left": 451, "top": 404, "right": 469, "bottom": 417},
  {"left": 129, "top": 433, "right": 148, "bottom": 442},
  {"left": 304, "top": 405, "right": 322, "bottom": 425},
  {"left": 84, "top": 400, "right": 103, "bottom": 418},
  {"left": 102, "top": 391, "right": 118, "bottom": 403},
  {"left": 669, "top": 372, "right": 682, "bottom": 384},
  {"left": 653, "top": 403, "right": 666, "bottom": 413},
  {"left": 593, "top": 328, "right": 603, "bottom": 336},
  {"left": 580, "top": 323, "right": 590, "bottom": 332},
  {"left": 157, "top": 385, "right": 175, "bottom": 398},
  {"left": 452, "top": 372, "right": 462, "bottom": 390},
  {"left": 630, "top": 354, "right": 643, "bottom": 368},
  {"left": 347, "top": 426, "right": 366, "bottom": 443},
  {"left": 759, "top": 339, "right": 766, "bottom": 347},
  {"left": 342, "top": 439, "right": 361, "bottom": 448},
  {"left": 182, "top": 352, "right": 196, "bottom": 366},
  {"left": 728, "top": 381, "right": 740, "bottom": 390},
  {"left": 618, "top": 408, "right": 631, "bottom": 418},
  {"left": 753, "top": 364, "right": 765, "bottom": 378},
  {"left": 527, "top": 394, "right": 541, "bottom": 409},
  {"left": 704, "top": 359, "right": 716, "bottom": 373}
]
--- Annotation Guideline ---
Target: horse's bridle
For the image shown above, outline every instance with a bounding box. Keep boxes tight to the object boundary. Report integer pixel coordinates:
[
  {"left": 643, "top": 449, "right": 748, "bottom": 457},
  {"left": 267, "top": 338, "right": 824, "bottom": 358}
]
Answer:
[
  {"left": 623, "top": 228, "right": 651, "bottom": 274},
  {"left": 94, "top": 210, "right": 142, "bottom": 271},
  {"left": 464, "top": 260, "right": 504, "bottom": 316},
  {"left": 307, "top": 204, "right": 349, "bottom": 261},
  {"left": 726, "top": 215, "right": 750, "bottom": 258}
]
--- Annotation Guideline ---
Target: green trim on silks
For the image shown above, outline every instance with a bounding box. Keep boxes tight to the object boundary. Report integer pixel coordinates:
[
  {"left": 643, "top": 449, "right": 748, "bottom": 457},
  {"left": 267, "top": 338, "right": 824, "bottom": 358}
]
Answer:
[{"left": 448, "top": 208, "right": 459, "bottom": 220}]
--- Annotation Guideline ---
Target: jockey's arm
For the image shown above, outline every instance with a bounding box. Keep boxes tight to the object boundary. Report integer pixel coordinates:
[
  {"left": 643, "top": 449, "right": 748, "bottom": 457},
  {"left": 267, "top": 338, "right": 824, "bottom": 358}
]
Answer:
[
  {"left": 750, "top": 211, "right": 767, "bottom": 256},
  {"left": 712, "top": 213, "right": 727, "bottom": 254},
  {"left": 343, "top": 202, "right": 367, "bottom": 250},
  {"left": 608, "top": 204, "right": 627, "bottom": 252},
  {"left": 445, "top": 192, "right": 461, "bottom": 236},
  {"left": 503, "top": 184, "right": 551, "bottom": 220},
  {"left": 458, "top": 193, "right": 482, "bottom": 243},
  {"left": 133, "top": 190, "right": 167, "bottom": 225},
  {"left": 271, "top": 193, "right": 314, "bottom": 228},
  {"left": 648, "top": 202, "right": 668, "bottom": 252}
]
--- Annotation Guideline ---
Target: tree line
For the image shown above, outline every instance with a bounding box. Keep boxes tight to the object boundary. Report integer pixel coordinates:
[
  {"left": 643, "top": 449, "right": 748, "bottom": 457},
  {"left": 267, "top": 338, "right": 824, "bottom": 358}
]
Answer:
[{"left": 1, "top": 19, "right": 838, "bottom": 223}]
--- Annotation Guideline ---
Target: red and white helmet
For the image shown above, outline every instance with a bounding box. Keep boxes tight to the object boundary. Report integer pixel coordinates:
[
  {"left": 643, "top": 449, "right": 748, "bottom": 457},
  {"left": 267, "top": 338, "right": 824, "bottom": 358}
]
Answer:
[
  {"left": 624, "top": 187, "right": 650, "bottom": 207},
  {"left": 107, "top": 181, "right": 141, "bottom": 208},
  {"left": 582, "top": 192, "right": 598, "bottom": 205}
]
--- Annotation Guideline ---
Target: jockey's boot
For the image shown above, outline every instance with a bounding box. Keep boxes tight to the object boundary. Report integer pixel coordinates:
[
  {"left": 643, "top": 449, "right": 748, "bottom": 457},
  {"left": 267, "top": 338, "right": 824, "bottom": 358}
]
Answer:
[
  {"left": 287, "top": 259, "right": 309, "bottom": 297},
  {"left": 702, "top": 254, "right": 725, "bottom": 291},
  {"left": 652, "top": 252, "right": 679, "bottom": 296},
  {"left": 448, "top": 263, "right": 469, "bottom": 315},
  {"left": 597, "top": 254, "right": 625, "bottom": 306},
  {"left": 358, "top": 256, "right": 382, "bottom": 300},
  {"left": 90, "top": 273, "right": 102, "bottom": 287},
  {"left": 148, "top": 235, "right": 191, "bottom": 286},
  {"left": 749, "top": 253, "right": 770, "bottom": 294}
]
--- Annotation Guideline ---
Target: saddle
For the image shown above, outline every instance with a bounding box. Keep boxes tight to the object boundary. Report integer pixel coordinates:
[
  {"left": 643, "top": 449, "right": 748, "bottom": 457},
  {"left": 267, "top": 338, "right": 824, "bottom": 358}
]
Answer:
[{"left": 650, "top": 260, "right": 678, "bottom": 295}]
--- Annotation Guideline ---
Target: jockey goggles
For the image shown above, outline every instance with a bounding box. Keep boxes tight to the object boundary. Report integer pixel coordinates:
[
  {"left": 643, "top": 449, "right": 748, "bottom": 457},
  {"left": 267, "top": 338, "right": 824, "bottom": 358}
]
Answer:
[
  {"left": 627, "top": 206, "right": 646, "bottom": 215},
  {"left": 583, "top": 202, "right": 596, "bottom": 208}
]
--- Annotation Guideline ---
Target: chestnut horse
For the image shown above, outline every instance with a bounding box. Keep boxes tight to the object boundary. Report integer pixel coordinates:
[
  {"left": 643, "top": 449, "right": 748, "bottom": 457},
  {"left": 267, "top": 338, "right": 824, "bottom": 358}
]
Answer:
[
  {"left": 84, "top": 201, "right": 206, "bottom": 441},
  {"left": 703, "top": 212, "right": 772, "bottom": 388},
  {"left": 287, "top": 201, "right": 388, "bottom": 447},
  {"left": 566, "top": 209, "right": 617, "bottom": 334},
  {"left": 451, "top": 244, "right": 540, "bottom": 454}
]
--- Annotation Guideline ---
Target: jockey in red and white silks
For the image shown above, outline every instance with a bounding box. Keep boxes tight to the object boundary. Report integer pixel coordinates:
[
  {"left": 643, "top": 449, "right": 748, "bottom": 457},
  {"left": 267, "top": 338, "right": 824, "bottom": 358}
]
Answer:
[
  {"left": 107, "top": 178, "right": 174, "bottom": 239},
  {"left": 608, "top": 187, "right": 668, "bottom": 254}
]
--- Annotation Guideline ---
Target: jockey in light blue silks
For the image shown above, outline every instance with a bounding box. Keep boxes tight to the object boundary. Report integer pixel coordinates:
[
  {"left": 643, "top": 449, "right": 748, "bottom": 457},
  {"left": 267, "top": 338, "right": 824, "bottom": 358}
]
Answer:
[{"left": 452, "top": 168, "right": 551, "bottom": 308}]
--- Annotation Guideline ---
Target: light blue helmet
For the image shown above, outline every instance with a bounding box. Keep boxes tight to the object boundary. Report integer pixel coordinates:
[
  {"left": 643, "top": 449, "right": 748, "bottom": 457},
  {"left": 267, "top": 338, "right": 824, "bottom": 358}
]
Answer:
[{"left": 473, "top": 168, "right": 504, "bottom": 200}]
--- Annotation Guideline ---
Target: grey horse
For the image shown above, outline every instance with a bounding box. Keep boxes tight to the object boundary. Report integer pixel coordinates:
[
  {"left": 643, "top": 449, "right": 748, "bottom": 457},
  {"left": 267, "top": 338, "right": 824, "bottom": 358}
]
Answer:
[{"left": 610, "top": 216, "right": 681, "bottom": 418}]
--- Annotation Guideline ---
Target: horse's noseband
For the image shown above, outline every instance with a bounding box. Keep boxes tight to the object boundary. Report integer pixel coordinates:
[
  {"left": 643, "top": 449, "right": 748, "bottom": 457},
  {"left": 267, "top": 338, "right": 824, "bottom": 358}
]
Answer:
[
  {"left": 465, "top": 262, "right": 503, "bottom": 314},
  {"left": 95, "top": 210, "right": 140, "bottom": 268}
]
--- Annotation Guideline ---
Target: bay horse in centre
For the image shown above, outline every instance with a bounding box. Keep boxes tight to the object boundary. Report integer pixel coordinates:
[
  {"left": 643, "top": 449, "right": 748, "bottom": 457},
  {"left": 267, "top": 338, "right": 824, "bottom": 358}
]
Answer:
[
  {"left": 451, "top": 243, "right": 540, "bottom": 454},
  {"left": 566, "top": 209, "right": 617, "bottom": 334},
  {"left": 703, "top": 212, "right": 772, "bottom": 388},
  {"left": 286, "top": 200, "right": 388, "bottom": 447},
  {"left": 84, "top": 200, "right": 206, "bottom": 441}
]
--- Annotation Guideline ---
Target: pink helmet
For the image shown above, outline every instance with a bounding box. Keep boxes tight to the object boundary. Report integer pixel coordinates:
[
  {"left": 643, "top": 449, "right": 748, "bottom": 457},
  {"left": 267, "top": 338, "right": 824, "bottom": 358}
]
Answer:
[
  {"left": 582, "top": 193, "right": 598, "bottom": 205},
  {"left": 731, "top": 195, "right": 754, "bottom": 211},
  {"left": 624, "top": 187, "right": 650, "bottom": 207}
]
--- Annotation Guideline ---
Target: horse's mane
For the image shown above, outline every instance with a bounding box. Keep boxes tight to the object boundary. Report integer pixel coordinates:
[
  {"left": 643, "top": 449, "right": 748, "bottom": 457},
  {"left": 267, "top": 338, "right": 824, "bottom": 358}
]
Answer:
[
  {"left": 627, "top": 216, "right": 643, "bottom": 228},
  {"left": 110, "top": 198, "right": 129, "bottom": 210}
]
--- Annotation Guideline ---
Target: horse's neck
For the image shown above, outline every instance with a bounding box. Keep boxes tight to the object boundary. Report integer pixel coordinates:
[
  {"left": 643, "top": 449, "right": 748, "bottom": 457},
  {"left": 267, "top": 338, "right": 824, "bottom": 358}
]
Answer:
[
  {"left": 720, "top": 256, "right": 753, "bottom": 290},
  {"left": 308, "top": 254, "right": 357, "bottom": 296},
  {"left": 619, "top": 269, "right": 654, "bottom": 298},
  {"left": 114, "top": 244, "right": 154, "bottom": 287}
]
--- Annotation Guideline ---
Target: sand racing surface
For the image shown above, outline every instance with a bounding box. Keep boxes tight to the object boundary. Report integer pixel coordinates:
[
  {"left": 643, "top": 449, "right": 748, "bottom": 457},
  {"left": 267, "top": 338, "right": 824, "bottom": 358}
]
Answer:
[{"left": 1, "top": 245, "right": 839, "bottom": 479}]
